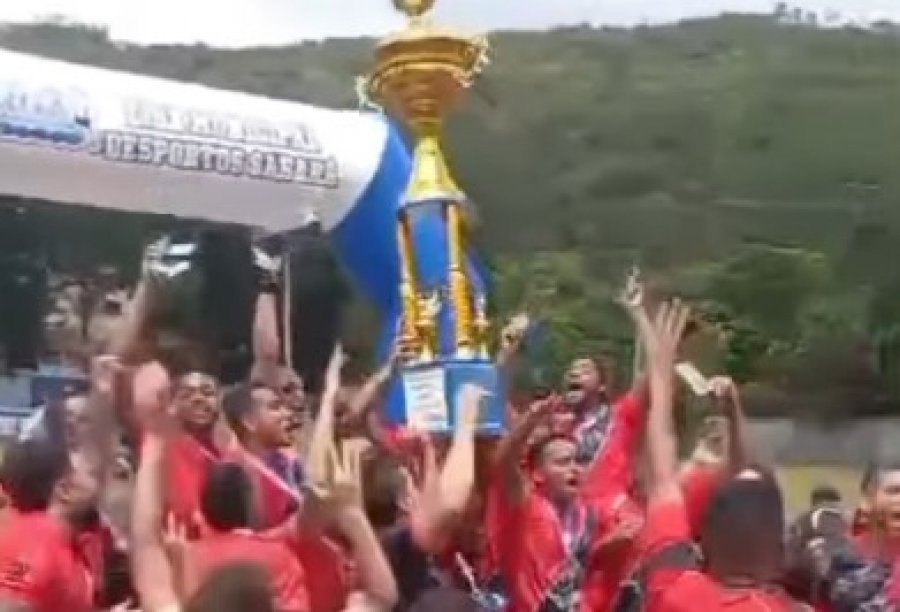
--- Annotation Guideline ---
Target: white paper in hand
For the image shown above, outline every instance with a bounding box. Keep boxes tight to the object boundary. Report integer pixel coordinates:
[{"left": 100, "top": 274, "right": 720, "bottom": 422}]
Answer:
[{"left": 675, "top": 362, "right": 711, "bottom": 396}]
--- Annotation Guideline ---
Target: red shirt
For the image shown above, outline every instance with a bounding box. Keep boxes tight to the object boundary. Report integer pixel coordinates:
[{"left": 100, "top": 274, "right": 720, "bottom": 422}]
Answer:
[
  {"left": 488, "top": 472, "right": 594, "bottom": 612},
  {"left": 0, "top": 512, "right": 93, "bottom": 612},
  {"left": 164, "top": 432, "right": 220, "bottom": 536},
  {"left": 638, "top": 497, "right": 801, "bottom": 612},
  {"left": 290, "top": 532, "right": 352, "bottom": 612},
  {"left": 679, "top": 463, "right": 724, "bottom": 538},
  {"left": 75, "top": 515, "right": 115, "bottom": 606},
  {"left": 578, "top": 391, "right": 646, "bottom": 612},
  {"left": 192, "top": 529, "right": 309, "bottom": 612},
  {"left": 579, "top": 391, "right": 645, "bottom": 510},
  {"left": 225, "top": 446, "right": 300, "bottom": 531}
]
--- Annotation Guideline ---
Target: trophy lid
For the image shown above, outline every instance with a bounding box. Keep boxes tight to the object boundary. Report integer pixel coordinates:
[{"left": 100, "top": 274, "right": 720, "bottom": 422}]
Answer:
[{"left": 392, "top": 0, "right": 435, "bottom": 18}]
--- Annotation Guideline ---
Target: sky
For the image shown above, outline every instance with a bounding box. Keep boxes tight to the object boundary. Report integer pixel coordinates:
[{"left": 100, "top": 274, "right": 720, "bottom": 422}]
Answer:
[{"left": 1, "top": 0, "right": 900, "bottom": 47}]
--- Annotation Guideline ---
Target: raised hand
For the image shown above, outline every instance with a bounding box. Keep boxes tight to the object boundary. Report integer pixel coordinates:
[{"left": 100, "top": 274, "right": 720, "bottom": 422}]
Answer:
[
  {"left": 650, "top": 299, "right": 691, "bottom": 372},
  {"left": 142, "top": 236, "right": 195, "bottom": 281},
  {"left": 325, "top": 343, "right": 346, "bottom": 393},
  {"left": 132, "top": 361, "right": 173, "bottom": 435},
  {"left": 328, "top": 440, "right": 365, "bottom": 514},
  {"left": 500, "top": 312, "right": 530, "bottom": 354},
  {"left": 456, "top": 383, "right": 489, "bottom": 431},
  {"left": 708, "top": 375, "right": 739, "bottom": 411},
  {"left": 618, "top": 266, "right": 644, "bottom": 311},
  {"left": 162, "top": 512, "right": 189, "bottom": 563},
  {"left": 91, "top": 354, "right": 123, "bottom": 398},
  {"left": 251, "top": 245, "right": 283, "bottom": 288},
  {"left": 141, "top": 236, "right": 168, "bottom": 280}
]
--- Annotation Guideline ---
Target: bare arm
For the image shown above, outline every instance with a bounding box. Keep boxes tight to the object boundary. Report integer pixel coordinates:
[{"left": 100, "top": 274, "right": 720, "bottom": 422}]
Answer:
[
  {"left": 342, "top": 357, "right": 394, "bottom": 437},
  {"left": 295, "top": 345, "right": 344, "bottom": 532},
  {"left": 492, "top": 396, "right": 553, "bottom": 503},
  {"left": 130, "top": 362, "right": 180, "bottom": 612},
  {"left": 108, "top": 277, "right": 154, "bottom": 365},
  {"left": 410, "top": 386, "right": 483, "bottom": 551},
  {"left": 644, "top": 301, "right": 691, "bottom": 502},
  {"left": 713, "top": 377, "right": 749, "bottom": 474},
  {"left": 80, "top": 356, "right": 123, "bottom": 493},
  {"left": 250, "top": 291, "right": 280, "bottom": 385},
  {"left": 329, "top": 439, "right": 398, "bottom": 611},
  {"left": 337, "top": 509, "right": 398, "bottom": 611}
]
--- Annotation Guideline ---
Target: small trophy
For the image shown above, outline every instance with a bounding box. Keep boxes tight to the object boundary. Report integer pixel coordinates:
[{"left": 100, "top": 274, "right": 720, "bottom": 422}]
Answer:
[
  {"left": 414, "top": 291, "right": 441, "bottom": 363},
  {"left": 472, "top": 296, "right": 491, "bottom": 362}
]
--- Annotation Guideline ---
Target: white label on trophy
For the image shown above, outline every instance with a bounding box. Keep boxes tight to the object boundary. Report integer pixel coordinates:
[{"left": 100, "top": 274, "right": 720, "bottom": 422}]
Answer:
[{"left": 402, "top": 368, "right": 448, "bottom": 431}]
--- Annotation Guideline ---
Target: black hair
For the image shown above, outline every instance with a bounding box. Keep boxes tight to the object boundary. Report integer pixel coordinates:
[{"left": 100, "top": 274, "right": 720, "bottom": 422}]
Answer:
[
  {"left": 700, "top": 468, "right": 785, "bottom": 577},
  {"left": 861, "top": 461, "right": 879, "bottom": 494},
  {"left": 200, "top": 462, "right": 254, "bottom": 532},
  {"left": 810, "top": 484, "right": 842, "bottom": 507},
  {"left": 0, "top": 439, "right": 70, "bottom": 511},
  {"left": 185, "top": 562, "right": 274, "bottom": 612},
  {"left": 408, "top": 587, "right": 478, "bottom": 612},
  {"left": 222, "top": 383, "right": 254, "bottom": 433},
  {"left": 860, "top": 461, "right": 900, "bottom": 494},
  {"left": 284, "top": 220, "right": 349, "bottom": 396},
  {"left": 363, "top": 452, "right": 405, "bottom": 529},
  {"left": 527, "top": 432, "right": 577, "bottom": 469}
]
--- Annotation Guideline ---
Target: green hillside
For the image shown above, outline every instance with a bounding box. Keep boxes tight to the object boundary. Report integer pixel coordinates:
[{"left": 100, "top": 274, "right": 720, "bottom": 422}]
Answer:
[{"left": 2, "top": 16, "right": 900, "bottom": 416}]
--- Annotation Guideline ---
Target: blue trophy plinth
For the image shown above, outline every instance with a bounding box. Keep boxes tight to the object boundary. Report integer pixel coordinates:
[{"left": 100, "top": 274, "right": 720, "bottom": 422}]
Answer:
[{"left": 385, "top": 358, "right": 506, "bottom": 435}]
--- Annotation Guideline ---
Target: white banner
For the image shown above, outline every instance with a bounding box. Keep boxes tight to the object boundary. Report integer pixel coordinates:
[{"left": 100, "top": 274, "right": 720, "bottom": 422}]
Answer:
[{"left": 0, "top": 49, "right": 392, "bottom": 232}]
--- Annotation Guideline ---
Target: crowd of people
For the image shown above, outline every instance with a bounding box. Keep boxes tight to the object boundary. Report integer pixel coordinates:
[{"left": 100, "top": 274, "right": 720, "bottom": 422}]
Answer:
[{"left": 0, "top": 232, "right": 899, "bottom": 612}]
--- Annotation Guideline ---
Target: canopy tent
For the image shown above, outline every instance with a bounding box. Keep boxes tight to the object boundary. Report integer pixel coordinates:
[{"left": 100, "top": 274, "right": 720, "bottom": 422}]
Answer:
[{"left": 0, "top": 50, "right": 489, "bottom": 397}]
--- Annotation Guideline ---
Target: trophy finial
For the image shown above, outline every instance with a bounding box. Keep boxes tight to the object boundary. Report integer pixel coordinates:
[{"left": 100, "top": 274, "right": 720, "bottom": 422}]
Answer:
[{"left": 392, "top": 0, "right": 435, "bottom": 18}]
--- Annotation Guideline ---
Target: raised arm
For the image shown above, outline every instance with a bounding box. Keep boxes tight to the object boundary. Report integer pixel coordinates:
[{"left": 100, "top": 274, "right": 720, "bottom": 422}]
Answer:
[
  {"left": 644, "top": 300, "right": 691, "bottom": 502},
  {"left": 109, "top": 240, "right": 165, "bottom": 364},
  {"left": 80, "top": 355, "right": 124, "bottom": 496},
  {"left": 708, "top": 376, "right": 750, "bottom": 474},
  {"left": 491, "top": 395, "right": 554, "bottom": 503},
  {"left": 296, "top": 344, "right": 345, "bottom": 530},
  {"left": 344, "top": 353, "right": 395, "bottom": 436},
  {"left": 409, "top": 384, "right": 485, "bottom": 552},
  {"left": 130, "top": 361, "right": 181, "bottom": 612},
  {"left": 329, "top": 444, "right": 399, "bottom": 612},
  {"left": 250, "top": 245, "right": 282, "bottom": 385}
]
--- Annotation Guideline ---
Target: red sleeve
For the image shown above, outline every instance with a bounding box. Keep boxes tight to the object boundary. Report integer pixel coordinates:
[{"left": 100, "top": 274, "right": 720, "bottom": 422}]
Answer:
[
  {"left": 580, "top": 390, "right": 644, "bottom": 512},
  {"left": 638, "top": 496, "right": 691, "bottom": 558},
  {"left": 484, "top": 466, "right": 523, "bottom": 579},
  {"left": 888, "top": 558, "right": 900, "bottom": 605},
  {"left": 851, "top": 507, "right": 870, "bottom": 537},
  {"left": 679, "top": 463, "right": 723, "bottom": 538},
  {"left": 0, "top": 542, "right": 55, "bottom": 608},
  {"left": 289, "top": 534, "right": 351, "bottom": 612},
  {"left": 226, "top": 447, "right": 299, "bottom": 531}
]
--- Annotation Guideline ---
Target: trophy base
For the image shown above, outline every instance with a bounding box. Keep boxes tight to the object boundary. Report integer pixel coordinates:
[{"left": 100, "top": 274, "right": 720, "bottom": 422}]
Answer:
[{"left": 385, "top": 359, "right": 506, "bottom": 436}]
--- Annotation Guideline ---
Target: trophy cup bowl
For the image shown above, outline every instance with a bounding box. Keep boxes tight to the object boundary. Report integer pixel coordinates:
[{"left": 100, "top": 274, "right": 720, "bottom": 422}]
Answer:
[{"left": 367, "top": 19, "right": 488, "bottom": 125}]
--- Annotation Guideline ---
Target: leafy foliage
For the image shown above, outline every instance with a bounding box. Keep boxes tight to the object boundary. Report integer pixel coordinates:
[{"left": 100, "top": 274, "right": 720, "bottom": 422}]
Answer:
[{"left": 3, "top": 16, "right": 900, "bottom": 416}]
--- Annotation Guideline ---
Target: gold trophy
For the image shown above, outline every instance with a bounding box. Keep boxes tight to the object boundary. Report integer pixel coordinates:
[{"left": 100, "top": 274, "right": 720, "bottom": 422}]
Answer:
[{"left": 366, "top": 0, "right": 503, "bottom": 434}]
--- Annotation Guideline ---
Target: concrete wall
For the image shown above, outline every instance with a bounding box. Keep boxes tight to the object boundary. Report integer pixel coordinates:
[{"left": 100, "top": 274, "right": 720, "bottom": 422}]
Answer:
[{"left": 748, "top": 417, "right": 900, "bottom": 465}]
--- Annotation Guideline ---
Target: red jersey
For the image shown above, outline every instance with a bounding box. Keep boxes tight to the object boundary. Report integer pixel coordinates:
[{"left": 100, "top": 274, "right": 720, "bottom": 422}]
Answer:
[
  {"left": 290, "top": 532, "right": 353, "bottom": 612},
  {"left": 638, "top": 497, "right": 803, "bottom": 612},
  {"left": 487, "top": 473, "right": 597, "bottom": 612},
  {"left": 74, "top": 515, "right": 115, "bottom": 606},
  {"left": 224, "top": 446, "right": 300, "bottom": 531},
  {"left": 164, "top": 432, "right": 220, "bottom": 536},
  {"left": 679, "top": 463, "right": 724, "bottom": 538},
  {"left": 578, "top": 391, "right": 645, "bottom": 612},
  {"left": 0, "top": 512, "right": 93, "bottom": 612},
  {"left": 192, "top": 529, "right": 309, "bottom": 612}
]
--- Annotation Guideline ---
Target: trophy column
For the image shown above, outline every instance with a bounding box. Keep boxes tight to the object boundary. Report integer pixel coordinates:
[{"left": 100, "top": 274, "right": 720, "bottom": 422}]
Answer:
[{"left": 366, "top": 0, "right": 505, "bottom": 435}]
